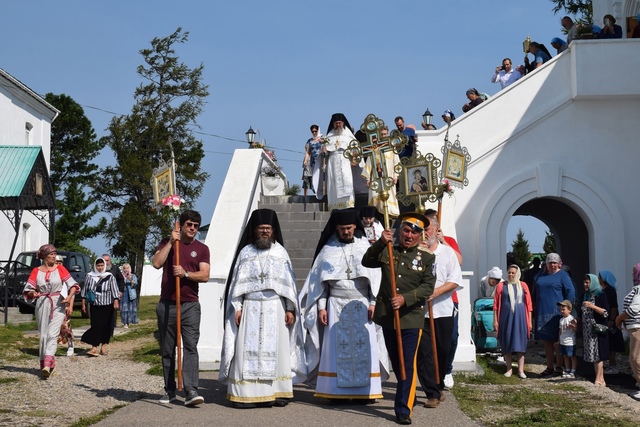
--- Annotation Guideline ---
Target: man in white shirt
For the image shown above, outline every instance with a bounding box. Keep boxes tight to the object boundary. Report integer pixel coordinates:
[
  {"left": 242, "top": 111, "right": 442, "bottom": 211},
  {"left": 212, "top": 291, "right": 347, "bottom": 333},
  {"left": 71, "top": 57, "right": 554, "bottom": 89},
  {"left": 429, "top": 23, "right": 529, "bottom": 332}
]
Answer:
[
  {"left": 490, "top": 58, "right": 522, "bottom": 90},
  {"left": 417, "top": 210, "right": 463, "bottom": 408}
]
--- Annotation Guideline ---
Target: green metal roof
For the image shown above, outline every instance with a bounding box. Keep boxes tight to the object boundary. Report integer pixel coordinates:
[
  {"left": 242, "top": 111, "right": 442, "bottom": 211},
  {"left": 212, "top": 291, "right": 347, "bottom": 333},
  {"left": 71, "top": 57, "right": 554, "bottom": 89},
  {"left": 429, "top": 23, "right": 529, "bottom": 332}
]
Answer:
[{"left": 0, "top": 146, "right": 41, "bottom": 197}]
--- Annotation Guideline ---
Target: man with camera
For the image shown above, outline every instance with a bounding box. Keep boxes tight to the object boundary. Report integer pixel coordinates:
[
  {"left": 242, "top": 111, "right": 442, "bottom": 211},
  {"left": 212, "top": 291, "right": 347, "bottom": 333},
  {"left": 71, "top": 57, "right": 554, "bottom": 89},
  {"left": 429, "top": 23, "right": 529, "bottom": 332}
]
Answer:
[{"left": 490, "top": 58, "right": 522, "bottom": 90}]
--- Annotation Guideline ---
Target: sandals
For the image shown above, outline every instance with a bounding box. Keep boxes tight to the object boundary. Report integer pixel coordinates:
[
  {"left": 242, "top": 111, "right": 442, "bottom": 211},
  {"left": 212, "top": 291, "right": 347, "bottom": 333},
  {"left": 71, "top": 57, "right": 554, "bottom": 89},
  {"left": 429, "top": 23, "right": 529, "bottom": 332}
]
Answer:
[
  {"left": 100, "top": 345, "right": 109, "bottom": 356},
  {"left": 87, "top": 347, "right": 100, "bottom": 357}
]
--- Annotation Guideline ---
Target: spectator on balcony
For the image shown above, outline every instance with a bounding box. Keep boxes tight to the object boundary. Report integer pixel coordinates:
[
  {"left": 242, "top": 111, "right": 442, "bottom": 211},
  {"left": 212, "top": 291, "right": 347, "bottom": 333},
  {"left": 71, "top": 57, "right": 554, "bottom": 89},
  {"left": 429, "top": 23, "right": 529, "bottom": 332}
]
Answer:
[
  {"left": 462, "top": 88, "right": 484, "bottom": 113},
  {"left": 599, "top": 14, "right": 622, "bottom": 39},
  {"left": 524, "top": 42, "right": 551, "bottom": 73},
  {"left": 491, "top": 58, "right": 522, "bottom": 90},
  {"left": 562, "top": 16, "right": 578, "bottom": 45},
  {"left": 550, "top": 37, "right": 567, "bottom": 54}
]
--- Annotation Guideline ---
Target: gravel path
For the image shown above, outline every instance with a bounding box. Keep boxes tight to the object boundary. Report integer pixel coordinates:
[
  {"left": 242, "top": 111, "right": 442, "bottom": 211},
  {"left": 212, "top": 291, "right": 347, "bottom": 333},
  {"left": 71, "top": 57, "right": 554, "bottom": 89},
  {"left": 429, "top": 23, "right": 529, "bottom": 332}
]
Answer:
[{"left": 0, "top": 333, "right": 163, "bottom": 427}]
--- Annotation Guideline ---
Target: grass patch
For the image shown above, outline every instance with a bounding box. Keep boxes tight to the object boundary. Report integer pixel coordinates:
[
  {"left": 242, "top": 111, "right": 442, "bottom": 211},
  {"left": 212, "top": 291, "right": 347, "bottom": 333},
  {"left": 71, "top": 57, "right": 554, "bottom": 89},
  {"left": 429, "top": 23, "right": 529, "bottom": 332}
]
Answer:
[
  {"left": 132, "top": 339, "right": 162, "bottom": 376},
  {"left": 452, "top": 354, "right": 637, "bottom": 427},
  {"left": 0, "top": 324, "right": 39, "bottom": 361},
  {"left": 0, "top": 378, "right": 19, "bottom": 385},
  {"left": 68, "top": 405, "right": 126, "bottom": 427}
]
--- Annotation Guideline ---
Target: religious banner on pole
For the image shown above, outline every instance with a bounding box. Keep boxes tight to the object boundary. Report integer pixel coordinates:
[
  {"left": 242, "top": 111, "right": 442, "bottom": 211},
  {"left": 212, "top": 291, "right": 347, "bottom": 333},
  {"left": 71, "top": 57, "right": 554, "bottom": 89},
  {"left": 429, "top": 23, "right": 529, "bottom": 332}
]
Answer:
[
  {"left": 343, "top": 113, "right": 409, "bottom": 380},
  {"left": 151, "top": 156, "right": 185, "bottom": 391}
]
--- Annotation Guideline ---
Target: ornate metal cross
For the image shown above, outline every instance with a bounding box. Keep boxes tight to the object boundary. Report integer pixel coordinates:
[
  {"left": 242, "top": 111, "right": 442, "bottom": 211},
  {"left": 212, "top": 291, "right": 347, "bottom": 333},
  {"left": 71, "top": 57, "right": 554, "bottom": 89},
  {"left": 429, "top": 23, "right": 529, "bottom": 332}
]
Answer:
[{"left": 343, "top": 114, "right": 408, "bottom": 203}]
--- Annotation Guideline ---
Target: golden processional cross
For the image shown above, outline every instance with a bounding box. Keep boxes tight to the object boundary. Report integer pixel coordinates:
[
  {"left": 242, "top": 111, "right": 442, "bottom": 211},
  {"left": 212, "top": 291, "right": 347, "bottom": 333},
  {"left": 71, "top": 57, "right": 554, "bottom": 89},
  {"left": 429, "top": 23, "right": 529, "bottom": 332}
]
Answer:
[{"left": 343, "top": 113, "right": 409, "bottom": 380}]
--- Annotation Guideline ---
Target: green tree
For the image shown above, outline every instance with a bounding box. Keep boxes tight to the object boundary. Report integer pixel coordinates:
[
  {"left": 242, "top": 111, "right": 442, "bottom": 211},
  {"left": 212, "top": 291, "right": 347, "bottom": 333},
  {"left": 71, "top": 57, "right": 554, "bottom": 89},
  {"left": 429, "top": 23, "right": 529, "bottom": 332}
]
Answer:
[
  {"left": 45, "top": 93, "right": 105, "bottom": 251},
  {"left": 511, "top": 228, "right": 531, "bottom": 272},
  {"left": 97, "top": 28, "right": 209, "bottom": 275},
  {"left": 543, "top": 230, "right": 557, "bottom": 255},
  {"left": 549, "top": 0, "right": 593, "bottom": 31}
]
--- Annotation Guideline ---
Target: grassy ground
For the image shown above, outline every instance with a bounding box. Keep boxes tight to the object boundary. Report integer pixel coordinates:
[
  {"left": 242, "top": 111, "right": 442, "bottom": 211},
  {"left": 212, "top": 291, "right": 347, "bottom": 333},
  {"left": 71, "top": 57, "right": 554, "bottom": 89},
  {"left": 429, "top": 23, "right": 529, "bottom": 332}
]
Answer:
[
  {"left": 451, "top": 355, "right": 638, "bottom": 426},
  {"left": 0, "top": 296, "right": 162, "bottom": 371}
]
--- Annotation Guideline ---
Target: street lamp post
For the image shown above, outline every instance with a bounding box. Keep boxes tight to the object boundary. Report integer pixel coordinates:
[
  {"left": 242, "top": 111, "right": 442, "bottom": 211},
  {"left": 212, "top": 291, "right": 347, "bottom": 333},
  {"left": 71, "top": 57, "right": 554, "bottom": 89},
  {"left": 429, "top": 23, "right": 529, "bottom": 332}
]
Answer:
[
  {"left": 245, "top": 126, "right": 256, "bottom": 147},
  {"left": 422, "top": 108, "right": 433, "bottom": 130}
]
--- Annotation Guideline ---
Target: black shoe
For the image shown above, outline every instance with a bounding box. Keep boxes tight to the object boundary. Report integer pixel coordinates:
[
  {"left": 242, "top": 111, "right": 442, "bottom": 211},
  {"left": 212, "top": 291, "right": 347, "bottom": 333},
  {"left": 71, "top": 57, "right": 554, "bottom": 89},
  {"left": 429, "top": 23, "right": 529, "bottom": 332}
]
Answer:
[
  {"left": 274, "top": 398, "right": 289, "bottom": 407},
  {"left": 159, "top": 392, "right": 176, "bottom": 404},
  {"left": 184, "top": 391, "right": 204, "bottom": 407},
  {"left": 396, "top": 414, "right": 412, "bottom": 425}
]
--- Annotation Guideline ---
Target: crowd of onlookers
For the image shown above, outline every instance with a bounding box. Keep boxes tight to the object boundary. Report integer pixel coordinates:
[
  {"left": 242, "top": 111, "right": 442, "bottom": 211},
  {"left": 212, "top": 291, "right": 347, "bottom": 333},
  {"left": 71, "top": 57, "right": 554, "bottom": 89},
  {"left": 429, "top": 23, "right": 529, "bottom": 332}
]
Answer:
[
  {"left": 457, "top": 13, "right": 640, "bottom": 118},
  {"left": 481, "top": 255, "right": 640, "bottom": 401}
]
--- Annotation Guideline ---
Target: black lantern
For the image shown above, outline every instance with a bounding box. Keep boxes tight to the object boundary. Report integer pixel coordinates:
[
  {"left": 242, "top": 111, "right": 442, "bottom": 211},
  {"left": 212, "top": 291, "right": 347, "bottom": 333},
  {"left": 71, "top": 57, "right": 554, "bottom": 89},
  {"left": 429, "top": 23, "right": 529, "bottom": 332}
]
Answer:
[
  {"left": 245, "top": 126, "right": 256, "bottom": 146},
  {"left": 422, "top": 108, "right": 433, "bottom": 128}
]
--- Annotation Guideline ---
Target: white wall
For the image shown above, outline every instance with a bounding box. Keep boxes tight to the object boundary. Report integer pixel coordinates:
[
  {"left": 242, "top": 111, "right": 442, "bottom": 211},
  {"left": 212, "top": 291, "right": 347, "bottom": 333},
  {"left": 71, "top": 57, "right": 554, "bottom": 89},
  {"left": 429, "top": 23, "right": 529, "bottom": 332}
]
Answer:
[{"left": 0, "top": 70, "right": 58, "bottom": 261}]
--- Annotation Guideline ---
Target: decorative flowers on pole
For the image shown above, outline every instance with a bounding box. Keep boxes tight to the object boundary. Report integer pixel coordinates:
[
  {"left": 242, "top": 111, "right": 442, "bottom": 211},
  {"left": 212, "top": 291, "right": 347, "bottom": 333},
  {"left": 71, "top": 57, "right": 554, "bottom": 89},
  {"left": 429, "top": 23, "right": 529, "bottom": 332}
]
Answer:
[
  {"left": 161, "top": 194, "right": 185, "bottom": 224},
  {"left": 162, "top": 194, "right": 184, "bottom": 211},
  {"left": 436, "top": 179, "right": 455, "bottom": 201}
]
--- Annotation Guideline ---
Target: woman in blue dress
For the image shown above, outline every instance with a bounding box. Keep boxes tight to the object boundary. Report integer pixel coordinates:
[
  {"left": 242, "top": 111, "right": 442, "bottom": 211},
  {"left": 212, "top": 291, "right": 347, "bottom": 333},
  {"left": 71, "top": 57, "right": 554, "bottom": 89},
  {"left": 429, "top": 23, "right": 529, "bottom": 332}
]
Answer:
[
  {"left": 493, "top": 265, "right": 533, "bottom": 378},
  {"left": 534, "top": 253, "right": 575, "bottom": 376},
  {"left": 119, "top": 263, "right": 139, "bottom": 328}
]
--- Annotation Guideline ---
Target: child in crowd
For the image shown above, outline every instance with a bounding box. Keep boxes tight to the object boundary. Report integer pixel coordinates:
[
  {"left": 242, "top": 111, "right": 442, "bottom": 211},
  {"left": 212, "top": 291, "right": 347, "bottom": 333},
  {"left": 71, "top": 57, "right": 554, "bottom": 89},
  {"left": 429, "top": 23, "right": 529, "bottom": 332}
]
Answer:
[{"left": 558, "top": 300, "right": 577, "bottom": 378}]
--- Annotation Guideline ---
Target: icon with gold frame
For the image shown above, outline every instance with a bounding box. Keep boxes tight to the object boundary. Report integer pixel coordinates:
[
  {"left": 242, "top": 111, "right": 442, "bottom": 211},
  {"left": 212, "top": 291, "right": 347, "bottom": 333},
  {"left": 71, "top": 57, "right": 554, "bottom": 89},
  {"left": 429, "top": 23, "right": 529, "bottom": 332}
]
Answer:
[
  {"left": 440, "top": 136, "right": 470, "bottom": 189},
  {"left": 397, "top": 151, "right": 441, "bottom": 205}
]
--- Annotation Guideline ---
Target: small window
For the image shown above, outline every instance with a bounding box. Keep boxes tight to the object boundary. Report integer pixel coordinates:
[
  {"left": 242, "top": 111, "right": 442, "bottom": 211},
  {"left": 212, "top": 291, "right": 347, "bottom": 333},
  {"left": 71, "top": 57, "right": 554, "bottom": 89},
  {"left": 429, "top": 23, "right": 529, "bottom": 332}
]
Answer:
[{"left": 25, "top": 122, "right": 33, "bottom": 145}]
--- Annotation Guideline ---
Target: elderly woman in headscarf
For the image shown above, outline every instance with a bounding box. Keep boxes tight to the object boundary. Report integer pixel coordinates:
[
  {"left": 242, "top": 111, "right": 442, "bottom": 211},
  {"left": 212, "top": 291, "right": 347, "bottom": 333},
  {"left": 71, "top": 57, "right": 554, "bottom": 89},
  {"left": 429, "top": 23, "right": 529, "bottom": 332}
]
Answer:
[
  {"left": 550, "top": 37, "right": 567, "bottom": 54},
  {"left": 534, "top": 253, "right": 575, "bottom": 377},
  {"left": 81, "top": 257, "right": 120, "bottom": 356},
  {"left": 616, "top": 263, "right": 640, "bottom": 399},
  {"left": 22, "top": 244, "right": 79, "bottom": 378},
  {"left": 598, "top": 270, "right": 625, "bottom": 374},
  {"left": 581, "top": 273, "right": 610, "bottom": 386},
  {"left": 479, "top": 267, "right": 502, "bottom": 298},
  {"left": 493, "top": 265, "right": 533, "bottom": 378}
]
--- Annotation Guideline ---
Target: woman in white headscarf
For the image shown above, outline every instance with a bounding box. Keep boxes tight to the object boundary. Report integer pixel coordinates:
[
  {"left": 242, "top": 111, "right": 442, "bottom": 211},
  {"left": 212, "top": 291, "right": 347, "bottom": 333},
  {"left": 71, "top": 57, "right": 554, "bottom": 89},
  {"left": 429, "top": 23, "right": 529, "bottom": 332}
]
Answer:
[
  {"left": 81, "top": 257, "right": 120, "bottom": 356},
  {"left": 493, "top": 265, "right": 533, "bottom": 378}
]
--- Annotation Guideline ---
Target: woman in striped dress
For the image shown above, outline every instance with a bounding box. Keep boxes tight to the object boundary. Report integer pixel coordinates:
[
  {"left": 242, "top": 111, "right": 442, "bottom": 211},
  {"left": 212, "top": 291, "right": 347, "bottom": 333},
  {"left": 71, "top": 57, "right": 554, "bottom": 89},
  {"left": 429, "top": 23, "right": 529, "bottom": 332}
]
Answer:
[{"left": 81, "top": 257, "right": 120, "bottom": 356}]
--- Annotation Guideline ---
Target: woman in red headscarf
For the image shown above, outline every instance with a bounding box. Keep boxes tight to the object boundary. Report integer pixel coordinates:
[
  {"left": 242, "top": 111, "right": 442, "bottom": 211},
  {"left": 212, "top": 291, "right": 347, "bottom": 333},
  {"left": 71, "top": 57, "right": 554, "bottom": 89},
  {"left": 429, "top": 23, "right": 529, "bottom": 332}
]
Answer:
[{"left": 23, "top": 244, "right": 79, "bottom": 378}]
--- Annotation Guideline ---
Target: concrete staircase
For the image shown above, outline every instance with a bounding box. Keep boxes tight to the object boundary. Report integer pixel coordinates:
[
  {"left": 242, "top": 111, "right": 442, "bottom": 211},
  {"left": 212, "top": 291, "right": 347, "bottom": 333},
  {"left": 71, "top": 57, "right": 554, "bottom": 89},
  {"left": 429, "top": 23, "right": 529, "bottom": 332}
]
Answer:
[
  {"left": 0, "top": 307, "right": 34, "bottom": 326},
  {"left": 259, "top": 195, "right": 331, "bottom": 290}
]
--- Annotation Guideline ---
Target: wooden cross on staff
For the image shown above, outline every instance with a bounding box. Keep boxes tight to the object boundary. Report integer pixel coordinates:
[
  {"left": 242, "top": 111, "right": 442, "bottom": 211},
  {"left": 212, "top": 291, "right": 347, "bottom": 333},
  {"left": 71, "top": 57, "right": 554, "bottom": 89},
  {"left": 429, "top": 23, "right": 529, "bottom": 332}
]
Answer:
[{"left": 343, "top": 113, "right": 409, "bottom": 380}]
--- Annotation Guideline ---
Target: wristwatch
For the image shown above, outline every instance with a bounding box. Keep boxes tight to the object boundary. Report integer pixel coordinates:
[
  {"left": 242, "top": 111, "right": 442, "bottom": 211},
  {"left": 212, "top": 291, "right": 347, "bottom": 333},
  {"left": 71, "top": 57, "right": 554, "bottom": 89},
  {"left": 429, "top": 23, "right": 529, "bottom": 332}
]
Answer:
[{"left": 184, "top": 271, "right": 189, "bottom": 278}]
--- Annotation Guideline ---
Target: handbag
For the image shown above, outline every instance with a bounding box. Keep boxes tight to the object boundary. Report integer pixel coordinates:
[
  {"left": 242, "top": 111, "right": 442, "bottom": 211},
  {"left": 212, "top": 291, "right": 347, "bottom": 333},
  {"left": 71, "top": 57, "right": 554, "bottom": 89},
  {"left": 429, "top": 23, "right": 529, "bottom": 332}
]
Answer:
[
  {"left": 85, "top": 289, "right": 96, "bottom": 303},
  {"left": 128, "top": 286, "right": 137, "bottom": 300},
  {"left": 592, "top": 323, "right": 608, "bottom": 336}
]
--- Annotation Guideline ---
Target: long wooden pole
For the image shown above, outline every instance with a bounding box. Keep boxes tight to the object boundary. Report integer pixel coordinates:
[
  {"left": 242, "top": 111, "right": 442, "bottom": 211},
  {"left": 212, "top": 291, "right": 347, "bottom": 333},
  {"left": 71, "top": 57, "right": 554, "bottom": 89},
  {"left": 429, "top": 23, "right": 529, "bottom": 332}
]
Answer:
[
  {"left": 381, "top": 190, "right": 406, "bottom": 380},
  {"left": 173, "top": 221, "right": 183, "bottom": 391}
]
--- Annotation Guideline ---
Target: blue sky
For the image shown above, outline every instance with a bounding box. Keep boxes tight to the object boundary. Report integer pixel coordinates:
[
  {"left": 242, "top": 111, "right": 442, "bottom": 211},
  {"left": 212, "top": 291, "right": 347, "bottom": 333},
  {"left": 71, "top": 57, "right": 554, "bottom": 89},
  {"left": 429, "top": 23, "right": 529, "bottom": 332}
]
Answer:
[{"left": 2, "top": 0, "right": 564, "bottom": 255}]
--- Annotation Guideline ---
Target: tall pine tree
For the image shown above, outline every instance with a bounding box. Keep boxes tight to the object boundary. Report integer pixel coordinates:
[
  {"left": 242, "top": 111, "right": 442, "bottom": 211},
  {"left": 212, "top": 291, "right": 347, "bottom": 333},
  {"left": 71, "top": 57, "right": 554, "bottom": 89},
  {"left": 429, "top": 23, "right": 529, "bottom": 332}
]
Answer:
[
  {"left": 45, "top": 93, "right": 105, "bottom": 252},
  {"left": 96, "top": 28, "right": 209, "bottom": 275},
  {"left": 511, "top": 228, "right": 530, "bottom": 272}
]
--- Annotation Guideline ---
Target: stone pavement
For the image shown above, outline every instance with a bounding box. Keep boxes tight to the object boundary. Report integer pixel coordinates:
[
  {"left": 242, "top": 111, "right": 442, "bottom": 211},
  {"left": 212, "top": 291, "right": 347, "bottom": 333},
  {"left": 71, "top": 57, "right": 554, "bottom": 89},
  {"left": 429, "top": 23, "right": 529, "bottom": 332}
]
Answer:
[{"left": 95, "top": 371, "right": 481, "bottom": 427}]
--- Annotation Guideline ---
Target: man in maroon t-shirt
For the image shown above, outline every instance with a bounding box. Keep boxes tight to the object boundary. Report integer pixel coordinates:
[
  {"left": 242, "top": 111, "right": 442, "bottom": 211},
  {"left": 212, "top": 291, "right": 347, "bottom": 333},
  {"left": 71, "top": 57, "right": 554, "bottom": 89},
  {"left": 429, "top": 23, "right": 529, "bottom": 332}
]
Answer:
[{"left": 152, "top": 209, "right": 210, "bottom": 407}]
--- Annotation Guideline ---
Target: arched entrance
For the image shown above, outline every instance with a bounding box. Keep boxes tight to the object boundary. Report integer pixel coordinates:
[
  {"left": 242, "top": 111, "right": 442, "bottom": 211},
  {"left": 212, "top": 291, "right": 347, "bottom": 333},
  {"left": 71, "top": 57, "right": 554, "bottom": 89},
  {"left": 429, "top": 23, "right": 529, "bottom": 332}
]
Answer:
[
  {"left": 513, "top": 198, "right": 589, "bottom": 297},
  {"left": 476, "top": 164, "right": 625, "bottom": 296}
]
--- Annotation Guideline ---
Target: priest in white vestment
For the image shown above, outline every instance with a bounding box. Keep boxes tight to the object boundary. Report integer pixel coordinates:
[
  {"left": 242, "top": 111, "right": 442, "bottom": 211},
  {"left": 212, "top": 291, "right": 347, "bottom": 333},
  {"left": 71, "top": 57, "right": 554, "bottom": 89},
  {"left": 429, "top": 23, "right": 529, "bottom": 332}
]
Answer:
[
  {"left": 299, "top": 208, "right": 389, "bottom": 401},
  {"left": 220, "top": 209, "right": 306, "bottom": 407},
  {"left": 362, "top": 146, "right": 401, "bottom": 217},
  {"left": 322, "top": 113, "right": 357, "bottom": 210}
]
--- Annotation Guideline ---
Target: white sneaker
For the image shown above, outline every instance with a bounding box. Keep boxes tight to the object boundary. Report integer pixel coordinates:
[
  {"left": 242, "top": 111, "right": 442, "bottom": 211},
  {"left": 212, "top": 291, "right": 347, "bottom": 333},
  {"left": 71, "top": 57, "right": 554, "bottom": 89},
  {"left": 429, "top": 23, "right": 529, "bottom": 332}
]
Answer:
[
  {"left": 443, "top": 374, "right": 454, "bottom": 389},
  {"left": 629, "top": 390, "right": 640, "bottom": 400},
  {"left": 67, "top": 347, "right": 74, "bottom": 357}
]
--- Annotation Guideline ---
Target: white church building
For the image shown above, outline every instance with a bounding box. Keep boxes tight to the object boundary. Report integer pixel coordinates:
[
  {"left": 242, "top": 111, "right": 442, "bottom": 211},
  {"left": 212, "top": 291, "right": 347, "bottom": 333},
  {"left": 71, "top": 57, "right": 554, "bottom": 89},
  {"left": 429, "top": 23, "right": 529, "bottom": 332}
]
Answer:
[{"left": 196, "top": 5, "right": 640, "bottom": 367}]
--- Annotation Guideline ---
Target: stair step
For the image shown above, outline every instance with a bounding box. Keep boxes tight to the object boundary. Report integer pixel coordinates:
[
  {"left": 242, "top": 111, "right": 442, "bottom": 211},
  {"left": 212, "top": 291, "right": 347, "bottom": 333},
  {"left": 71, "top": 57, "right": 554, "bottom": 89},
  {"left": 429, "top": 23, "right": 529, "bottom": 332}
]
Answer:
[{"left": 0, "top": 307, "right": 34, "bottom": 325}]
